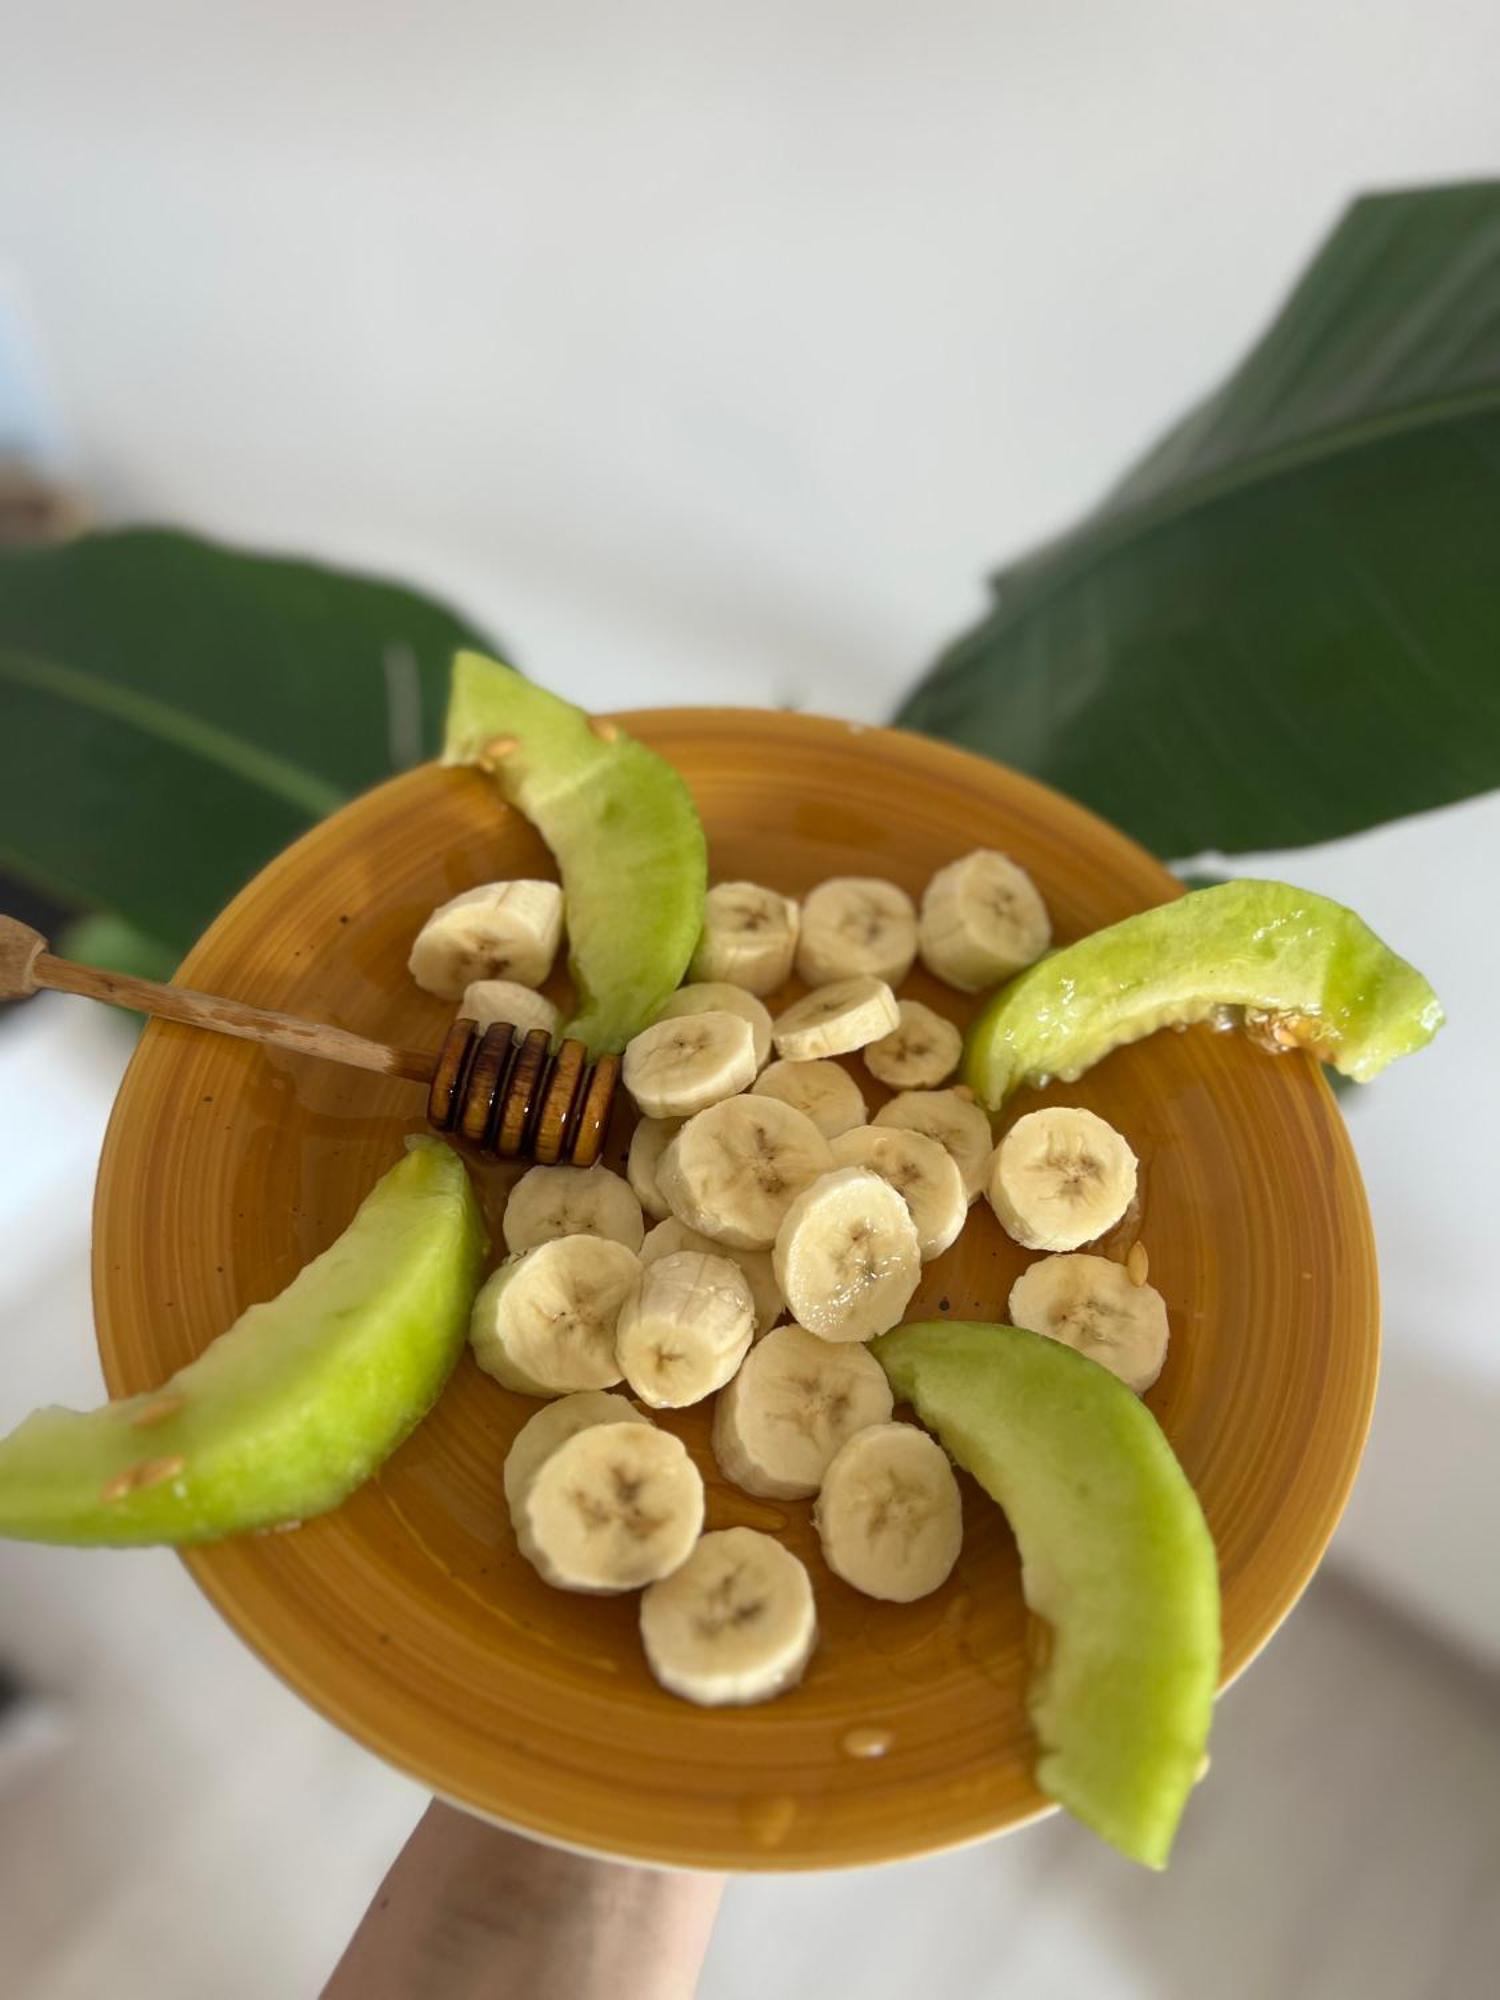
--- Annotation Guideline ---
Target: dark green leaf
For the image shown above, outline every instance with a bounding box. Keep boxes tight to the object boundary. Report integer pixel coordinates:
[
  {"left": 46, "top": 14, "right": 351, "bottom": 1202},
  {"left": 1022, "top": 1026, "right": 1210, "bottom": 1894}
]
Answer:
[
  {"left": 898, "top": 182, "right": 1500, "bottom": 857},
  {"left": 0, "top": 529, "right": 496, "bottom": 948}
]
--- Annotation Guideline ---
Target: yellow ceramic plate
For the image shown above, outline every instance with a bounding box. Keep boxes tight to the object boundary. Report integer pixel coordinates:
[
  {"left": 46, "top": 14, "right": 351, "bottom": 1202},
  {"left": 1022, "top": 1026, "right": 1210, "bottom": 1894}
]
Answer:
[{"left": 91, "top": 712, "right": 1377, "bottom": 1870}]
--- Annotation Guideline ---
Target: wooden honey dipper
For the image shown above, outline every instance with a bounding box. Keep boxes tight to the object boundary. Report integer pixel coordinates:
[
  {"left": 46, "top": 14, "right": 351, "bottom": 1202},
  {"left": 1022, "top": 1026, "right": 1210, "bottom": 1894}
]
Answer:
[{"left": 0, "top": 914, "right": 621, "bottom": 1168}]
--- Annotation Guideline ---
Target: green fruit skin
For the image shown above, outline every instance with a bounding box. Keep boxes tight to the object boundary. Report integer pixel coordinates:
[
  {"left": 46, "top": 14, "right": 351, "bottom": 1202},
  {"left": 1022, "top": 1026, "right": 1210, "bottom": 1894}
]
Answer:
[
  {"left": 0, "top": 1138, "right": 485, "bottom": 1547},
  {"left": 963, "top": 878, "right": 1444, "bottom": 1109},
  {"left": 443, "top": 652, "right": 707, "bottom": 1054},
  {"left": 873, "top": 1320, "right": 1219, "bottom": 1869}
]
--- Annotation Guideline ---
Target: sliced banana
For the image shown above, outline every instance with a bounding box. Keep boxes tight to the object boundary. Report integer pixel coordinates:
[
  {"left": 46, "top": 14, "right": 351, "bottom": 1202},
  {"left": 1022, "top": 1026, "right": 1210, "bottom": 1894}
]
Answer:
[
  {"left": 773, "top": 976, "right": 900, "bottom": 1061},
  {"left": 518, "top": 1421, "right": 704, "bottom": 1592},
  {"left": 864, "top": 999, "right": 962, "bottom": 1090},
  {"left": 654, "top": 982, "right": 774, "bottom": 1069},
  {"left": 987, "top": 1106, "right": 1138, "bottom": 1252},
  {"left": 657, "top": 1096, "right": 833, "bottom": 1251},
  {"left": 623, "top": 1010, "right": 757, "bottom": 1119},
  {"left": 626, "top": 1117, "right": 681, "bottom": 1222},
  {"left": 1008, "top": 1252, "right": 1169, "bottom": 1393},
  {"left": 640, "top": 1527, "right": 817, "bottom": 1705},
  {"left": 503, "top": 1163, "right": 645, "bottom": 1256},
  {"left": 469, "top": 1237, "right": 639, "bottom": 1396},
  {"left": 918, "top": 849, "right": 1050, "bottom": 993},
  {"left": 796, "top": 877, "right": 918, "bottom": 988},
  {"left": 409, "top": 880, "right": 564, "bottom": 998},
  {"left": 773, "top": 1166, "right": 921, "bottom": 1343},
  {"left": 640, "top": 1217, "right": 783, "bottom": 1334},
  {"left": 503, "top": 1390, "right": 652, "bottom": 1526},
  {"left": 711, "top": 1323, "right": 893, "bottom": 1499},
  {"left": 460, "top": 979, "right": 561, "bottom": 1040},
  {"left": 829, "top": 1125, "right": 966, "bottom": 1262},
  {"left": 873, "top": 1088, "right": 994, "bottom": 1203},
  {"left": 616, "top": 1251, "right": 755, "bottom": 1408},
  {"left": 690, "top": 882, "right": 800, "bottom": 996},
  {"left": 814, "top": 1422, "right": 963, "bottom": 1603},
  {"left": 752, "top": 1058, "right": 867, "bottom": 1139}
]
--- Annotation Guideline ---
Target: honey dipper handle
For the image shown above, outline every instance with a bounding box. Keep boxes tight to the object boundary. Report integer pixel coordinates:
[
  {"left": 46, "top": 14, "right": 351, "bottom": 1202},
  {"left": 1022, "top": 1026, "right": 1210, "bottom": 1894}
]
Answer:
[{"left": 1, "top": 917, "right": 435, "bottom": 1084}]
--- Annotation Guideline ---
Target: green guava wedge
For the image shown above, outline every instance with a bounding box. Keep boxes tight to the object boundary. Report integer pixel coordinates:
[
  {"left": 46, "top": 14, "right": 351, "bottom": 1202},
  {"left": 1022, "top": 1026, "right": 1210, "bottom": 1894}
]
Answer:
[
  {"left": 964, "top": 878, "right": 1443, "bottom": 1109},
  {"left": 443, "top": 652, "right": 707, "bottom": 1052},
  {"left": 873, "top": 1320, "right": 1219, "bottom": 1868},
  {"left": 0, "top": 1138, "right": 485, "bottom": 1547}
]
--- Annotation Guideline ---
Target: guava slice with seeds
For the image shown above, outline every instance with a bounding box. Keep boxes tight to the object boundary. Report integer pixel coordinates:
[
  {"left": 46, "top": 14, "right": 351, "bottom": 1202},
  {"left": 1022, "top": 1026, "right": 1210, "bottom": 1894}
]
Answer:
[
  {"left": 873, "top": 1319, "right": 1219, "bottom": 1868},
  {"left": 963, "top": 878, "right": 1443, "bottom": 1109},
  {"left": 0, "top": 1138, "right": 484, "bottom": 1546},
  {"left": 443, "top": 652, "right": 707, "bottom": 1053}
]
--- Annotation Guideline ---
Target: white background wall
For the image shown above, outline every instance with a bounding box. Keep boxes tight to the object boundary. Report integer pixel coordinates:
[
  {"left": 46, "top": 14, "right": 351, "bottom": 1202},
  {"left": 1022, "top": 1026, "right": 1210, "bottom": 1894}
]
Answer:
[{"left": 2, "top": 1, "right": 1497, "bottom": 1638}]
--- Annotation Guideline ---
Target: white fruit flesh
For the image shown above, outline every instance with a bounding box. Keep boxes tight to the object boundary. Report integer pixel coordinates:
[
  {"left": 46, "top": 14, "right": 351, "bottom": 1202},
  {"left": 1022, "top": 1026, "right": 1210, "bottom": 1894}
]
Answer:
[
  {"left": 640, "top": 1527, "right": 817, "bottom": 1704},
  {"left": 873, "top": 1088, "right": 994, "bottom": 1203},
  {"left": 626, "top": 1117, "right": 681, "bottom": 1222},
  {"left": 503, "top": 1391, "right": 652, "bottom": 1525},
  {"left": 829, "top": 1124, "right": 967, "bottom": 1262},
  {"left": 1009, "top": 1253, "right": 1169, "bottom": 1393},
  {"left": 864, "top": 998, "right": 963, "bottom": 1089},
  {"left": 691, "top": 883, "right": 800, "bottom": 995},
  {"left": 987, "top": 1107, "right": 1138, "bottom": 1252},
  {"left": 773, "top": 1166, "right": 921, "bottom": 1343},
  {"left": 752, "top": 1058, "right": 867, "bottom": 1138},
  {"left": 772, "top": 976, "right": 900, "bottom": 1060},
  {"left": 459, "top": 979, "right": 561, "bottom": 1040},
  {"left": 655, "top": 981, "right": 774, "bottom": 1068},
  {"left": 814, "top": 1422, "right": 963, "bottom": 1602},
  {"left": 469, "top": 1237, "right": 639, "bottom": 1395},
  {"left": 797, "top": 877, "right": 918, "bottom": 987},
  {"left": 640, "top": 1217, "right": 783, "bottom": 1334},
  {"left": 502, "top": 1164, "right": 645, "bottom": 1256},
  {"left": 711, "top": 1323, "right": 893, "bottom": 1499},
  {"left": 518, "top": 1422, "right": 704, "bottom": 1592},
  {"left": 409, "top": 880, "right": 564, "bottom": 998},
  {"left": 918, "top": 850, "right": 1050, "bottom": 993},
  {"left": 657, "top": 1096, "right": 833, "bottom": 1251},
  {"left": 615, "top": 1252, "right": 755, "bottom": 1408},
  {"left": 623, "top": 1010, "right": 758, "bottom": 1118}
]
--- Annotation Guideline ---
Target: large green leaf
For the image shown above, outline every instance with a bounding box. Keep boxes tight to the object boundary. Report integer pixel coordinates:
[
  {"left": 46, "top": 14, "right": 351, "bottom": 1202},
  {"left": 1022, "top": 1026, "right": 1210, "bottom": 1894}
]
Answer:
[
  {"left": 0, "top": 529, "right": 494, "bottom": 948},
  {"left": 898, "top": 182, "right": 1500, "bottom": 856}
]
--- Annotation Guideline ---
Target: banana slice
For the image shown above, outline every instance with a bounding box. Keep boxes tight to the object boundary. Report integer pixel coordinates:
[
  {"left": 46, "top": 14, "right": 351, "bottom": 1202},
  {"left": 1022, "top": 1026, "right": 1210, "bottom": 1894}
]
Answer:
[
  {"left": 459, "top": 979, "right": 561, "bottom": 1040},
  {"left": 1008, "top": 1252, "right": 1169, "bottom": 1393},
  {"left": 654, "top": 982, "right": 774, "bottom": 1069},
  {"left": 690, "top": 883, "right": 800, "bottom": 996},
  {"left": 814, "top": 1422, "right": 963, "bottom": 1602},
  {"left": 796, "top": 878, "right": 918, "bottom": 988},
  {"left": 409, "top": 881, "right": 564, "bottom": 998},
  {"left": 623, "top": 1010, "right": 758, "bottom": 1119},
  {"left": 640, "top": 1526, "right": 817, "bottom": 1705},
  {"left": 657, "top": 1097, "right": 833, "bottom": 1251},
  {"left": 519, "top": 1421, "right": 704, "bottom": 1592},
  {"left": 711, "top": 1323, "right": 893, "bottom": 1499},
  {"left": 864, "top": 999, "right": 962, "bottom": 1090},
  {"left": 918, "top": 850, "right": 1050, "bottom": 992},
  {"left": 640, "top": 1217, "right": 784, "bottom": 1334},
  {"left": 773, "top": 1166, "right": 921, "bottom": 1343},
  {"left": 503, "top": 1163, "right": 646, "bottom": 1255},
  {"left": 469, "top": 1237, "right": 639, "bottom": 1395},
  {"left": 626, "top": 1117, "right": 681, "bottom": 1222},
  {"left": 616, "top": 1251, "right": 755, "bottom": 1408},
  {"left": 503, "top": 1390, "right": 652, "bottom": 1526},
  {"left": 987, "top": 1106, "right": 1138, "bottom": 1252},
  {"left": 873, "top": 1088, "right": 994, "bottom": 1203},
  {"left": 773, "top": 976, "right": 900, "bottom": 1061},
  {"left": 829, "top": 1125, "right": 966, "bottom": 1262},
  {"left": 752, "top": 1058, "right": 867, "bottom": 1138}
]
